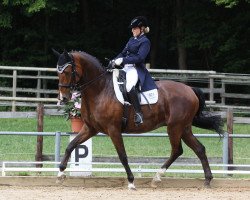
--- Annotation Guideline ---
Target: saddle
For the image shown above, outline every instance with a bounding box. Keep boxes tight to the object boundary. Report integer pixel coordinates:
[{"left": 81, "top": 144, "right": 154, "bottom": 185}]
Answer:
[
  {"left": 112, "top": 69, "right": 158, "bottom": 131},
  {"left": 117, "top": 70, "right": 141, "bottom": 104},
  {"left": 113, "top": 69, "right": 158, "bottom": 105}
]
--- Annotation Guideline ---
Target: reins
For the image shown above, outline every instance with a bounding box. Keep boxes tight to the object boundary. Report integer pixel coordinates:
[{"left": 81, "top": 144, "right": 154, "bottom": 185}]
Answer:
[{"left": 78, "top": 71, "right": 108, "bottom": 91}]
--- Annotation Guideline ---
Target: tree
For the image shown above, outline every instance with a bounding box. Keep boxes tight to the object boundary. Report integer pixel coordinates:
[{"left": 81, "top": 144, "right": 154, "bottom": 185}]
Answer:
[
  {"left": 0, "top": 0, "right": 249, "bottom": 73},
  {"left": 176, "top": 0, "right": 187, "bottom": 70},
  {"left": 212, "top": 0, "right": 250, "bottom": 8}
]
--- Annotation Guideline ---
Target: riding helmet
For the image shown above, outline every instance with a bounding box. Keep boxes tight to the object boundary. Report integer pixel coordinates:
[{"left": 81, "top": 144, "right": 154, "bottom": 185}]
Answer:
[{"left": 129, "top": 16, "right": 148, "bottom": 28}]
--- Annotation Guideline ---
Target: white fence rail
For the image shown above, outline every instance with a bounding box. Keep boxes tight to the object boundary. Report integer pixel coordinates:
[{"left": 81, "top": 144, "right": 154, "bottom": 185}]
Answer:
[
  {"left": 2, "top": 161, "right": 250, "bottom": 177},
  {"left": 0, "top": 131, "right": 250, "bottom": 177}
]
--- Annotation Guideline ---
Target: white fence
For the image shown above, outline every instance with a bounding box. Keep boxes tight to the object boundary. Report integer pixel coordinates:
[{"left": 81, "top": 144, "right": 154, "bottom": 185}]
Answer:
[
  {"left": 2, "top": 161, "right": 250, "bottom": 177},
  {"left": 0, "top": 131, "right": 250, "bottom": 177}
]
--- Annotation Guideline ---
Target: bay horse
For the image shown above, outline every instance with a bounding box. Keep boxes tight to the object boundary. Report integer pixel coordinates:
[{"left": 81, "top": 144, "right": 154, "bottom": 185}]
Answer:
[{"left": 53, "top": 49, "right": 223, "bottom": 189}]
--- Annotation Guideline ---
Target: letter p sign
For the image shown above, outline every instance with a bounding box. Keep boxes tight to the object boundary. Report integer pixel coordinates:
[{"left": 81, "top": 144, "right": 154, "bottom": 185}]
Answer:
[
  {"left": 75, "top": 144, "right": 89, "bottom": 165},
  {"left": 69, "top": 135, "right": 92, "bottom": 176}
]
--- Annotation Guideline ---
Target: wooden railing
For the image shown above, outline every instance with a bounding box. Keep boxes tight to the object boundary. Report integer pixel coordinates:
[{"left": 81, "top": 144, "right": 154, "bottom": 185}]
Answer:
[
  {"left": 0, "top": 66, "right": 250, "bottom": 112},
  {"left": 0, "top": 66, "right": 58, "bottom": 111}
]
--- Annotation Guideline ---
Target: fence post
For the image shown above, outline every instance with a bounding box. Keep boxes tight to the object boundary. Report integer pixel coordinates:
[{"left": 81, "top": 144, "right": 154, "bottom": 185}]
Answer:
[
  {"left": 35, "top": 103, "right": 44, "bottom": 168},
  {"left": 55, "top": 132, "right": 61, "bottom": 168},
  {"left": 227, "top": 108, "right": 234, "bottom": 171},
  {"left": 221, "top": 82, "right": 225, "bottom": 104},
  {"left": 209, "top": 76, "right": 214, "bottom": 102},
  {"left": 37, "top": 71, "right": 41, "bottom": 98},
  {"left": 222, "top": 132, "right": 229, "bottom": 174},
  {"left": 12, "top": 70, "right": 17, "bottom": 112},
  {"left": 1, "top": 162, "right": 6, "bottom": 176}
]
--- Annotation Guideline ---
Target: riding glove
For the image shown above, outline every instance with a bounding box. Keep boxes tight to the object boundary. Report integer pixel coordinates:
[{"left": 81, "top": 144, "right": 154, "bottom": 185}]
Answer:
[{"left": 114, "top": 58, "right": 123, "bottom": 66}]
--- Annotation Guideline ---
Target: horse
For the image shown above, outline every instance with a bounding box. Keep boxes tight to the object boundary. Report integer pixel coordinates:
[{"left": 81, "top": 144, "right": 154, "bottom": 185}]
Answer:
[{"left": 53, "top": 49, "right": 224, "bottom": 189}]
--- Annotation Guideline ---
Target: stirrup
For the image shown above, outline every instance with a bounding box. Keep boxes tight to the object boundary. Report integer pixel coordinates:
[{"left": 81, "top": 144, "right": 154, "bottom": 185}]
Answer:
[{"left": 134, "top": 113, "right": 143, "bottom": 125}]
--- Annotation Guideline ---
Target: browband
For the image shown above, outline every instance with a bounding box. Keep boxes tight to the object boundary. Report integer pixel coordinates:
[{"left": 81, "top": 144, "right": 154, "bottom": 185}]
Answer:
[{"left": 57, "top": 62, "right": 72, "bottom": 73}]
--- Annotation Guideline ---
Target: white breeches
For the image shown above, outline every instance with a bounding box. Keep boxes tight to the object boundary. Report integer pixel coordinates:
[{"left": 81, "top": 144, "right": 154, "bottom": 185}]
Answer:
[{"left": 122, "top": 64, "right": 138, "bottom": 92}]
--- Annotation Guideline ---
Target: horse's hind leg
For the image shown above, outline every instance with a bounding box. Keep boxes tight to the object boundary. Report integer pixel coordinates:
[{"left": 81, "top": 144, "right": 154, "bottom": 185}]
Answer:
[
  {"left": 151, "top": 124, "right": 183, "bottom": 187},
  {"left": 182, "top": 126, "right": 213, "bottom": 187},
  {"left": 57, "top": 125, "right": 96, "bottom": 183}
]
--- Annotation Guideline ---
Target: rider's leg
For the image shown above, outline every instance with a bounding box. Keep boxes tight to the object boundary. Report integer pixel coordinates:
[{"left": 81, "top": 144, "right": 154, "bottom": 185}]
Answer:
[
  {"left": 124, "top": 66, "right": 143, "bottom": 125},
  {"left": 124, "top": 66, "right": 138, "bottom": 92},
  {"left": 127, "top": 86, "right": 143, "bottom": 125}
]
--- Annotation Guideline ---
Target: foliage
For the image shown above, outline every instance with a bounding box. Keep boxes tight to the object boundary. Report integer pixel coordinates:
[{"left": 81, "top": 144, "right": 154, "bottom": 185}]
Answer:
[
  {"left": 213, "top": 0, "right": 240, "bottom": 8},
  {"left": 0, "top": 0, "right": 249, "bottom": 73},
  {"left": 62, "top": 92, "right": 81, "bottom": 120},
  {"left": 0, "top": 11, "right": 12, "bottom": 28},
  {"left": 212, "top": 0, "right": 250, "bottom": 8}
]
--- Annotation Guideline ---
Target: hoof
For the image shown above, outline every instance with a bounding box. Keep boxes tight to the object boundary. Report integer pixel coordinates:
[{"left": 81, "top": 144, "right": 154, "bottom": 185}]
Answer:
[
  {"left": 151, "top": 169, "right": 165, "bottom": 188},
  {"left": 56, "top": 171, "right": 66, "bottom": 184},
  {"left": 153, "top": 170, "right": 163, "bottom": 182},
  {"left": 204, "top": 179, "right": 212, "bottom": 189},
  {"left": 128, "top": 182, "right": 136, "bottom": 190},
  {"left": 204, "top": 178, "right": 212, "bottom": 189},
  {"left": 150, "top": 179, "right": 161, "bottom": 188},
  {"left": 204, "top": 182, "right": 211, "bottom": 189}
]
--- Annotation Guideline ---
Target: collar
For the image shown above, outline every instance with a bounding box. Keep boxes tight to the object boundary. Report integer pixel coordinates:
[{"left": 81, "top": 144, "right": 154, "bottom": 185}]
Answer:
[{"left": 134, "top": 33, "right": 145, "bottom": 40}]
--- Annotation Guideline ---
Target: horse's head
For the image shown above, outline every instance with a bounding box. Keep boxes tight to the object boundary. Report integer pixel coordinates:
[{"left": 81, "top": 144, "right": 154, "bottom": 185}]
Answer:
[{"left": 53, "top": 49, "right": 81, "bottom": 105}]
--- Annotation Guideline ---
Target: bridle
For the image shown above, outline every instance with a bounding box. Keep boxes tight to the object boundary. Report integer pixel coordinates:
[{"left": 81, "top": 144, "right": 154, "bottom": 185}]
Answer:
[
  {"left": 57, "top": 54, "right": 78, "bottom": 90},
  {"left": 57, "top": 53, "right": 108, "bottom": 92}
]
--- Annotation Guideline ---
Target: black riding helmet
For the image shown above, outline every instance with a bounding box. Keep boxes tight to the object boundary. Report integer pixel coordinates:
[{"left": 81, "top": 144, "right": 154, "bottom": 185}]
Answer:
[{"left": 129, "top": 16, "right": 148, "bottom": 28}]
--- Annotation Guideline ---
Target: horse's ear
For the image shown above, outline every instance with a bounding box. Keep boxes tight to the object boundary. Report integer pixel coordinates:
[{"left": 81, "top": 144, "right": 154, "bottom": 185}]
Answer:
[
  {"left": 63, "top": 49, "right": 68, "bottom": 56},
  {"left": 52, "top": 48, "right": 60, "bottom": 58},
  {"left": 63, "top": 49, "right": 71, "bottom": 60}
]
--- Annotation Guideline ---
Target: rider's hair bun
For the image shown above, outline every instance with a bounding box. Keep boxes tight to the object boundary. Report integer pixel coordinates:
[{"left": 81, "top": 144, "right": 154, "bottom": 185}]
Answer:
[{"left": 144, "top": 27, "right": 150, "bottom": 33}]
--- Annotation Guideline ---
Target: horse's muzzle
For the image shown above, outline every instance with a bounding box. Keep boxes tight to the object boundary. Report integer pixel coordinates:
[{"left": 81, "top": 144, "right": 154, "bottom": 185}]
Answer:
[
  {"left": 58, "top": 96, "right": 69, "bottom": 105},
  {"left": 57, "top": 92, "right": 70, "bottom": 105},
  {"left": 57, "top": 99, "right": 66, "bottom": 106}
]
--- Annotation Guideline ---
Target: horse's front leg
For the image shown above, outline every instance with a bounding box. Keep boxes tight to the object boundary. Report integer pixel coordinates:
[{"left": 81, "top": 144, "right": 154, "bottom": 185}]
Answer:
[
  {"left": 109, "top": 130, "right": 135, "bottom": 190},
  {"left": 57, "top": 125, "right": 96, "bottom": 183}
]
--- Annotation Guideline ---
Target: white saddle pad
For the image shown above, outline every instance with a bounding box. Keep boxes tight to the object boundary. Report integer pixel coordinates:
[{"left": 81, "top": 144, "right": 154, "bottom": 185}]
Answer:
[{"left": 112, "top": 69, "right": 158, "bottom": 105}]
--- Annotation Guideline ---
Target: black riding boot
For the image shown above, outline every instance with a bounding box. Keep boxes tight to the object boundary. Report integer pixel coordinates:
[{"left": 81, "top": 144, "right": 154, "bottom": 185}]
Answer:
[{"left": 128, "top": 87, "right": 143, "bottom": 125}]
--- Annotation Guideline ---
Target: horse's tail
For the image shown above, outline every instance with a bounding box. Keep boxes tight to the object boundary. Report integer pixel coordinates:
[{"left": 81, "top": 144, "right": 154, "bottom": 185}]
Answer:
[{"left": 192, "top": 87, "right": 224, "bottom": 136}]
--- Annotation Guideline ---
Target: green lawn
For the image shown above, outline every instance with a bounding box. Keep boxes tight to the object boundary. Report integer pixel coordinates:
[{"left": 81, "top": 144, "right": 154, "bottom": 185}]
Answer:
[{"left": 0, "top": 116, "right": 249, "bottom": 178}]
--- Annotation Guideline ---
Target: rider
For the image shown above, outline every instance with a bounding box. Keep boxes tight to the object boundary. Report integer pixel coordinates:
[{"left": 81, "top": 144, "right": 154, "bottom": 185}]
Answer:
[{"left": 113, "top": 16, "right": 157, "bottom": 125}]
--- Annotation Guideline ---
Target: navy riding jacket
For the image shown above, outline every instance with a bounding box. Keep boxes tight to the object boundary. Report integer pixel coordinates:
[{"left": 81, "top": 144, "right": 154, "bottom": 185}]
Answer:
[{"left": 116, "top": 34, "right": 157, "bottom": 92}]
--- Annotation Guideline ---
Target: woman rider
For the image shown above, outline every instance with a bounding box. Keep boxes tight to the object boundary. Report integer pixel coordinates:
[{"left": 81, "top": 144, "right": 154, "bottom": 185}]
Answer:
[{"left": 113, "top": 16, "right": 157, "bottom": 125}]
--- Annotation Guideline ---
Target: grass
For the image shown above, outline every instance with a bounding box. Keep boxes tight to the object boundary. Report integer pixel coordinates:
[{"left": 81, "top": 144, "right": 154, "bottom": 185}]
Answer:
[{"left": 0, "top": 116, "right": 249, "bottom": 178}]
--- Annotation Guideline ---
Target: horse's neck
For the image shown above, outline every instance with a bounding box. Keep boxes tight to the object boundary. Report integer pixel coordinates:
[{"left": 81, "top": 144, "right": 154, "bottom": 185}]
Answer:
[{"left": 80, "top": 67, "right": 108, "bottom": 96}]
